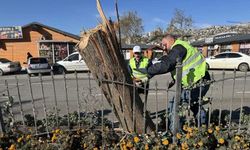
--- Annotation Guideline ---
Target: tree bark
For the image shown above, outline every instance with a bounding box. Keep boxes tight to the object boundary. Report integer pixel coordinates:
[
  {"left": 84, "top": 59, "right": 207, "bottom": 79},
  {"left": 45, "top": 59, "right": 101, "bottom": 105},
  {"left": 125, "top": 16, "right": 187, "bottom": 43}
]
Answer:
[{"left": 77, "top": 0, "right": 155, "bottom": 133}]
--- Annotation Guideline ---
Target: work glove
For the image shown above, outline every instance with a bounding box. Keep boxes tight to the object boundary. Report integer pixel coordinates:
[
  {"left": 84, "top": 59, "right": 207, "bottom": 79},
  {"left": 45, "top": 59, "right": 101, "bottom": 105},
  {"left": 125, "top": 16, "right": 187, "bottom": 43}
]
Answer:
[
  {"left": 135, "top": 81, "right": 142, "bottom": 87},
  {"left": 140, "top": 77, "right": 149, "bottom": 83}
]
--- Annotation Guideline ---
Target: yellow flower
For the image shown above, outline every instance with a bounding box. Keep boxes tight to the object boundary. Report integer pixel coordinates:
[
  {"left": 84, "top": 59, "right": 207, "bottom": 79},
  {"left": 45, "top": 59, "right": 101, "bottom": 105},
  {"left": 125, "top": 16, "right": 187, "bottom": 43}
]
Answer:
[
  {"left": 208, "top": 128, "right": 213, "bottom": 134},
  {"left": 83, "top": 143, "right": 88, "bottom": 148},
  {"left": 181, "top": 142, "right": 188, "bottom": 149},
  {"left": 93, "top": 147, "right": 98, "bottom": 150},
  {"left": 26, "top": 135, "right": 31, "bottom": 140},
  {"left": 183, "top": 125, "right": 188, "bottom": 131},
  {"left": 198, "top": 141, "right": 203, "bottom": 147},
  {"left": 215, "top": 126, "right": 220, "bottom": 131},
  {"left": 120, "top": 140, "right": 126, "bottom": 145},
  {"left": 218, "top": 138, "right": 225, "bottom": 144},
  {"left": 145, "top": 144, "right": 149, "bottom": 150},
  {"left": 162, "top": 139, "right": 169, "bottom": 145},
  {"left": 55, "top": 129, "right": 60, "bottom": 134},
  {"left": 8, "top": 144, "right": 16, "bottom": 150},
  {"left": 176, "top": 133, "right": 182, "bottom": 139},
  {"left": 189, "top": 132, "right": 193, "bottom": 137},
  {"left": 186, "top": 133, "right": 190, "bottom": 139},
  {"left": 134, "top": 136, "right": 140, "bottom": 143},
  {"left": 126, "top": 141, "right": 133, "bottom": 148},
  {"left": 234, "top": 136, "right": 240, "bottom": 142},
  {"left": 17, "top": 137, "right": 23, "bottom": 143},
  {"left": 51, "top": 134, "right": 57, "bottom": 143},
  {"left": 187, "top": 127, "right": 193, "bottom": 133}
]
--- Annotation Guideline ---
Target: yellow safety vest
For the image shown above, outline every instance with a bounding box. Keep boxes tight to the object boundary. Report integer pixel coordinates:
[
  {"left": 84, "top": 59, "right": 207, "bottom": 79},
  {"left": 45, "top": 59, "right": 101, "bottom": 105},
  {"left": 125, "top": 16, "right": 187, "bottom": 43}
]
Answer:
[
  {"left": 171, "top": 39, "right": 207, "bottom": 87},
  {"left": 129, "top": 57, "right": 149, "bottom": 79}
]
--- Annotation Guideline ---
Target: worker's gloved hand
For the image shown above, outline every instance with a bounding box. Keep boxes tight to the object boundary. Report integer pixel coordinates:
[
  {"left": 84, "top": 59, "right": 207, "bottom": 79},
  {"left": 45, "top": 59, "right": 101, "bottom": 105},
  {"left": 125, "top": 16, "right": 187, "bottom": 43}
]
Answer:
[
  {"left": 140, "top": 77, "right": 148, "bottom": 83},
  {"left": 135, "top": 81, "right": 142, "bottom": 87}
]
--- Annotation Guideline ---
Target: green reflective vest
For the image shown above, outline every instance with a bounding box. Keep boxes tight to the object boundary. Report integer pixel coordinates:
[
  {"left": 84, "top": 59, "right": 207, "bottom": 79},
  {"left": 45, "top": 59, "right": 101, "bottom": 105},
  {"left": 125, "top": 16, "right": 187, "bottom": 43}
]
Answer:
[
  {"left": 171, "top": 39, "right": 207, "bottom": 87},
  {"left": 129, "top": 57, "right": 149, "bottom": 79}
]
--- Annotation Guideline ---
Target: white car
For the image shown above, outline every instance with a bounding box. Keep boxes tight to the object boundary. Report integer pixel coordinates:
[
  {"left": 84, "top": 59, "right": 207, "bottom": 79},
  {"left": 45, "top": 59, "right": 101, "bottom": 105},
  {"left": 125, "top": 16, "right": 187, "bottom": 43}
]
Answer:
[
  {"left": 206, "top": 52, "right": 250, "bottom": 71},
  {"left": 0, "top": 58, "right": 21, "bottom": 76},
  {"left": 53, "top": 52, "right": 89, "bottom": 74},
  {"left": 27, "top": 57, "right": 52, "bottom": 76}
]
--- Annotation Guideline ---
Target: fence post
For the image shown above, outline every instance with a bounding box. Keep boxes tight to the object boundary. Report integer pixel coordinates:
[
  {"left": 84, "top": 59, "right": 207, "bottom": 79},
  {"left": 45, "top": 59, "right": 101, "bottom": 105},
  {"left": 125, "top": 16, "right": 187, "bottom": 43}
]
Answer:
[
  {"left": 0, "top": 107, "right": 5, "bottom": 133},
  {"left": 173, "top": 58, "right": 182, "bottom": 141}
]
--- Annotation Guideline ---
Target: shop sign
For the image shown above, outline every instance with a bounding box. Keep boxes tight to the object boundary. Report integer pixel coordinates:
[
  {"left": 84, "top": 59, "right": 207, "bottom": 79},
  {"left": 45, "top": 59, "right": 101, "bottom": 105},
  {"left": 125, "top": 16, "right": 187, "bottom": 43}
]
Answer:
[
  {"left": 214, "top": 33, "right": 235, "bottom": 40},
  {"left": 240, "top": 43, "right": 250, "bottom": 49},
  {"left": 205, "top": 37, "right": 213, "bottom": 44},
  {"left": 0, "top": 26, "right": 23, "bottom": 39}
]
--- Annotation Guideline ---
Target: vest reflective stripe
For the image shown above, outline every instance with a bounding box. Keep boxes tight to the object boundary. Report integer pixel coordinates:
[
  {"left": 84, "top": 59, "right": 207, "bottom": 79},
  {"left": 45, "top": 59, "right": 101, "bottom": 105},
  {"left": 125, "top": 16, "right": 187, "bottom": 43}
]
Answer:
[
  {"left": 129, "top": 57, "right": 149, "bottom": 79},
  {"left": 182, "top": 51, "right": 201, "bottom": 66},
  {"left": 171, "top": 39, "right": 206, "bottom": 87},
  {"left": 182, "top": 57, "right": 205, "bottom": 77}
]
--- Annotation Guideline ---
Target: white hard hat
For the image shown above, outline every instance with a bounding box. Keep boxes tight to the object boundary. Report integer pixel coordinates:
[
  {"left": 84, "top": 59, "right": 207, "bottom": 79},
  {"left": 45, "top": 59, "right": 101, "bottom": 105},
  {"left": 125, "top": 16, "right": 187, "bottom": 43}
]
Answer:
[
  {"left": 133, "top": 45, "right": 141, "bottom": 53},
  {"left": 214, "top": 45, "right": 220, "bottom": 49}
]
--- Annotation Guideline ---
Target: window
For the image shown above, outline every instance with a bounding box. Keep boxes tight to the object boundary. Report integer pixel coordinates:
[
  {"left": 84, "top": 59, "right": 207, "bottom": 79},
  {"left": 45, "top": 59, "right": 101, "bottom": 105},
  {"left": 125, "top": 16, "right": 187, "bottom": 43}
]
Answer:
[
  {"left": 0, "top": 58, "right": 11, "bottom": 63},
  {"left": 214, "top": 53, "right": 227, "bottom": 58},
  {"left": 227, "top": 53, "right": 242, "bottom": 58},
  {"left": 240, "top": 49, "right": 250, "bottom": 55},
  {"left": 30, "top": 58, "right": 48, "bottom": 64},
  {"left": 68, "top": 54, "right": 79, "bottom": 61}
]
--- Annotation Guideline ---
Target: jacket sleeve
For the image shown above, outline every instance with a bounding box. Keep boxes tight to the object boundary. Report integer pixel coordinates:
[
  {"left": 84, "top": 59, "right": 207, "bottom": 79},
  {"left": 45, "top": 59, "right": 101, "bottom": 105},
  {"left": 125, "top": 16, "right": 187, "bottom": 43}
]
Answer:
[
  {"left": 127, "top": 59, "right": 132, "bottom": 76},
  {"left": 147, "top": 45, "right": 187, "bottom": 78}
]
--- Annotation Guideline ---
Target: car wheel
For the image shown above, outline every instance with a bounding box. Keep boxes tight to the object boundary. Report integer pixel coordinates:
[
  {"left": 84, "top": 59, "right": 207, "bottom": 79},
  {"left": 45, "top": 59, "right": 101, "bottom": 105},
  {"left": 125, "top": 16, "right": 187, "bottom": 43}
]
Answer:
[
  {"left": 238, "top": 63, "right": 249, "bottom": 72},
  {"left": 58, "top": 66, "right": 66, "bottom": 74},
  {"left": 0, "top": 69, "right": 4, "bottom": 76}
]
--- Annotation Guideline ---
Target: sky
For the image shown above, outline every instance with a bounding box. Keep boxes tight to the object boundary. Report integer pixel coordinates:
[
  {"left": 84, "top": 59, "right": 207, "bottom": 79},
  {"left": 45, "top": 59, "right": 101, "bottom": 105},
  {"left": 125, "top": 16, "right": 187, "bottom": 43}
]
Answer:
[{"left": 1, "top": 0, "right": 250, "bottom": 36}]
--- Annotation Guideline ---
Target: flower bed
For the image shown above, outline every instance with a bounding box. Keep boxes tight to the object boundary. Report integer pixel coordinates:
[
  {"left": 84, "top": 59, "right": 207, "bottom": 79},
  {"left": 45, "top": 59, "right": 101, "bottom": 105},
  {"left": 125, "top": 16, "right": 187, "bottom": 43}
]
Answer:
[{"left": 1, "top": 124, "right": 250, "bottom": 150}]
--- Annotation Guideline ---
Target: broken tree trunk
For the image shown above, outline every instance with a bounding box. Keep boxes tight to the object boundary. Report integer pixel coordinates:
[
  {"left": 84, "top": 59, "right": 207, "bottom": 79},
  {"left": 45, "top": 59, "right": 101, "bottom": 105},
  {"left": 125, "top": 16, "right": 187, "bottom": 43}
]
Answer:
[{"left": 77, "top": 0, "right": 155, "bottom": 133}]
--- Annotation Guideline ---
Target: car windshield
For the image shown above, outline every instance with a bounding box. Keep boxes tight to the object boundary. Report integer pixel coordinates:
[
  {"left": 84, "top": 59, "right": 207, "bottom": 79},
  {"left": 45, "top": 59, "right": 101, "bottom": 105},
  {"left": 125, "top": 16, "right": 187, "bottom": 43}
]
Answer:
[
  {"left": 0, "top": 58, "right": 11, "bottom": 63},
  {"left": 30, "top": 58, "right": 48, "bottom": 64}
]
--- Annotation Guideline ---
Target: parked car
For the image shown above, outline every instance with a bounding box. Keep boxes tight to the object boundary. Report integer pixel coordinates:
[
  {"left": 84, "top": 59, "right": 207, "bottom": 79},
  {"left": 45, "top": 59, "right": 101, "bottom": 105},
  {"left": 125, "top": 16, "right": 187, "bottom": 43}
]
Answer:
[
  {"left": 206, "top": 52, "right": 250, "bottom": 71},
  {"left": 53, "top": 52, "right": 89, "bottom": 74},
  {"left": 0, "top": 58, "right": 21, "bottom": 76},
  {"left": 27, "top": 57, "right": 52, "bottom": 76}
]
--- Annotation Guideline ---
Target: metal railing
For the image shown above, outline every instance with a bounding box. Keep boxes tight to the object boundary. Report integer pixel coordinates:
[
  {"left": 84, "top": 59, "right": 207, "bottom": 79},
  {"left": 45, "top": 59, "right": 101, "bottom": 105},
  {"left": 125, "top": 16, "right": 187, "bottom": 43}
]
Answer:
[{"left": 0, "top": 67, "right": 250, "bottom": 137}]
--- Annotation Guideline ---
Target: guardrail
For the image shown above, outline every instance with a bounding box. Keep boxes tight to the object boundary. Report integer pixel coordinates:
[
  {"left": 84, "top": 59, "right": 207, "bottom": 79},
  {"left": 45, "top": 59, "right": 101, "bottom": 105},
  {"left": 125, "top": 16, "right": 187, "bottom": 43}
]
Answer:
[{"left": 0, "top": 67, "right": 250, "bottom": 138}]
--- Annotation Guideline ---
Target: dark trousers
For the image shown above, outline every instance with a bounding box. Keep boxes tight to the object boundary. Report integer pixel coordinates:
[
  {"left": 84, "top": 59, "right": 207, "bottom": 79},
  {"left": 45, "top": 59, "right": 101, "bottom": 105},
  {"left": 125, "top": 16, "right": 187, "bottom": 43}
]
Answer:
[
  {"left": 182, "top": 83, "right": 210, "bottom": 122},
  {"left": 168, "top": 83, "right": 210, "bottom": 132}
]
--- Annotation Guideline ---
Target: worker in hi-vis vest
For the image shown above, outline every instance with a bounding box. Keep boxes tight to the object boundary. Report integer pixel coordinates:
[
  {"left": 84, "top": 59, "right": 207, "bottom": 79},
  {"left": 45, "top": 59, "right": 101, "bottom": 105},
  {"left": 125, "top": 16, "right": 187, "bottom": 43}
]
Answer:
[
  {"left": 128, "top": 45, "right": 152, "bottom": 101},
  {"left": 137, "top": 34, "right": 211, "bottom": 130}
]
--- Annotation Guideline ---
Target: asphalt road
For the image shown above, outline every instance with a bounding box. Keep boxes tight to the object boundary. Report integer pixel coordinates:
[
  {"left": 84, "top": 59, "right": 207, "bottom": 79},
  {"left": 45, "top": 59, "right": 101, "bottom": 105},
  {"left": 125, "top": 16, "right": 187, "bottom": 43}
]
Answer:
[{"left": 0, "top": 70, "right": 250, "bottom": 122}]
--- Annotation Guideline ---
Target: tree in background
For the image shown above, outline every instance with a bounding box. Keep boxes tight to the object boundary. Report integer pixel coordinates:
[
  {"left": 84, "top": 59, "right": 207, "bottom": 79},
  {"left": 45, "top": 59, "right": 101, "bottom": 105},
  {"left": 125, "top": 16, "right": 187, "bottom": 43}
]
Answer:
[
  {"left": 120, "top": 11, "right": 144, "bottom": 44},
  {"left": 166, "top": 9, "right": 194, "bottom": 39},
  {"left": 147, "top": 27, "right": 165, "bottom": 44}
]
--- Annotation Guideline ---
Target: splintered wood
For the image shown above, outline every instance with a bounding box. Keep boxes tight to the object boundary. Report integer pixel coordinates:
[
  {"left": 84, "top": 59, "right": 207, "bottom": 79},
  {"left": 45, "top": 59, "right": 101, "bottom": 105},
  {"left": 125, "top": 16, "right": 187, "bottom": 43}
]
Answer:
[{"left": 77, "top": 0, "right": 155, "bottom": 133}]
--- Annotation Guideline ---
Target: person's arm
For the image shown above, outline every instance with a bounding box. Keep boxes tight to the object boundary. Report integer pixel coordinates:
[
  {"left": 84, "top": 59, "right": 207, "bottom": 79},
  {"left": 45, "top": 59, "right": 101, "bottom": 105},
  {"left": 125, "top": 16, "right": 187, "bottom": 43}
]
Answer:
[
  {"left": 127, "top": 59, "right": 132, "bottom": 76},
  {"left": 147, "top": 45, "right": 187, "bottom": 78}
]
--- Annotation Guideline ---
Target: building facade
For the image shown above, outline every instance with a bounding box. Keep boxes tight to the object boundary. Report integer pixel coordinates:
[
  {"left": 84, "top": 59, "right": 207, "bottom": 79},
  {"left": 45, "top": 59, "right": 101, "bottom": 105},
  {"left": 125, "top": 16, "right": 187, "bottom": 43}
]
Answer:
[
  {"left": 192, "top": 33, "right": 250, "bottom": 57},
  {"left": 0, "top": 22, "right": 80, "bottom": 67}
]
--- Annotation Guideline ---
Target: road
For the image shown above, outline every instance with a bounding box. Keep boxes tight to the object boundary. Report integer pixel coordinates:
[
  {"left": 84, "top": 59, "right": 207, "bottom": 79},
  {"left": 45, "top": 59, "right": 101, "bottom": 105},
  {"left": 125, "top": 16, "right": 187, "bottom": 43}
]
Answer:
[{"left": 0, "top": 70, "right": 250, "bottom": 121}]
